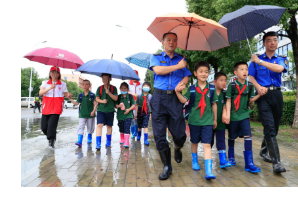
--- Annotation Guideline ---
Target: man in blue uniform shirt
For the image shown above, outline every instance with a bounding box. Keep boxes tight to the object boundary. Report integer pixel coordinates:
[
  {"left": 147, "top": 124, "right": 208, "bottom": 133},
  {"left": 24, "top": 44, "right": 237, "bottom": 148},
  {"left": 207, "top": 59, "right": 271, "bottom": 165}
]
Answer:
[
  {"left": 150, "top": 32, "right": 192, "bottom": 180},
  {"left": 248, "top": 31, "right": 288, "bottom": 173}
]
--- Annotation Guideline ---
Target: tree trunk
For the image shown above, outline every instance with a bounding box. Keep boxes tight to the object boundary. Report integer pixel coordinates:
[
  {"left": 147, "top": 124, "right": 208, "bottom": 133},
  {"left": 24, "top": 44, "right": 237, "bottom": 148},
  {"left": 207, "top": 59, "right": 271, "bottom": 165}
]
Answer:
[{"left": 286, "top": 11, "right": 298, "bottom": 128}]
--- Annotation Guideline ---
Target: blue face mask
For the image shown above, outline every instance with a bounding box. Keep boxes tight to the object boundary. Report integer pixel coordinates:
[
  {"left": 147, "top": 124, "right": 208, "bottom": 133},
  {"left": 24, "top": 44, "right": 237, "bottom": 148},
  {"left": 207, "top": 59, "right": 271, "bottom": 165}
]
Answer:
[
  {"left": 121, "top": 91, "right": 128, "bottom": 95},
  {"left": 143, "top": 87, "right": 150, "bottom": 92}
]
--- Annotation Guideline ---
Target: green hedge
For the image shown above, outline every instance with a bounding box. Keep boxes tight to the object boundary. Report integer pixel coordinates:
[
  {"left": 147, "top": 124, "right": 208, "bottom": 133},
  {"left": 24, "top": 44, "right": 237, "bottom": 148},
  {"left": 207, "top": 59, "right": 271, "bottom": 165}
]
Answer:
[{"left": 249, "top": 94, "right": 296, "bottom": 125}]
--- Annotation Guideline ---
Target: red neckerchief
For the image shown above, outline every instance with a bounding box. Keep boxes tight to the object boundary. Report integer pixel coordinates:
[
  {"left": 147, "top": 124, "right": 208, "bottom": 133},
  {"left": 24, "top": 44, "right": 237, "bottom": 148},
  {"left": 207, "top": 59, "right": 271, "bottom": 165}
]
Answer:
[
  {"left": 141, "top": 95, "right": 148, "bottom": 115},
  {"left": 195, "top": 87, "right": 209, "bottom": 118},
  {"left": 234, "top": 84, "right": 247, "bottom": 112},
  {"left": 47, "top": 79, "right": 62, "bottom": 85}
]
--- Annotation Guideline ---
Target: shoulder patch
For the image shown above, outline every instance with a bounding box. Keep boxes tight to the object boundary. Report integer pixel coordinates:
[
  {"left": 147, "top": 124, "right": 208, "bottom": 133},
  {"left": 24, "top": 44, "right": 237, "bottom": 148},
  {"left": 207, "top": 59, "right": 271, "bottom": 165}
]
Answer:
[
  {"left": 154, "top": 53, "right": 162, "bottom": 56},
  {"left": 178, "top": 53, "right": 186, "bottom": 58},
  {"left": 284, "top": 59, "right": 288, "bottom": 65}
]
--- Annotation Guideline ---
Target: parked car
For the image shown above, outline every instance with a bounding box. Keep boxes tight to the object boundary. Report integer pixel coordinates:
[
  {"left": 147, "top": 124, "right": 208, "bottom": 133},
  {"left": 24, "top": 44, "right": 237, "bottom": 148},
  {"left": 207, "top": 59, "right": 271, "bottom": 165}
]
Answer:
[
  {"left": 21, "top": 97, "right": 35, "bottom": 108},
  {"left": 281, "top": 86, "right": 292, "bottom": 92},
  {"left": 64, "top": 100, "right": 78, "bottom": 109}
]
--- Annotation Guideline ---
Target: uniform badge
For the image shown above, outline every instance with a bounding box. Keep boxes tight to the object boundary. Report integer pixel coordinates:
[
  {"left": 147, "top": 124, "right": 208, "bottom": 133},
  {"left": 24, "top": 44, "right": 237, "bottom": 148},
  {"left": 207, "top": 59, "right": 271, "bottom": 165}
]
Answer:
[
  {"left": 128, "top": 101, "right": 130, "bottom": 103},
  {"left": 221, "top": 100, "right": 224, "bottom": 104},
  {"left": 58, "top": 87, "right": 61, "bottom": 90},
  {"left": 160, "top": 61, "right": 166, "bottom": 63},
  {"left": 207, "top": 93, "right": 211, "bottom": 98},
  {"left": 274, "top": 61, "right": 276, "bottom": 64},
  {"left": 285, "top": 59, "right": 288, "bottom": 66}
]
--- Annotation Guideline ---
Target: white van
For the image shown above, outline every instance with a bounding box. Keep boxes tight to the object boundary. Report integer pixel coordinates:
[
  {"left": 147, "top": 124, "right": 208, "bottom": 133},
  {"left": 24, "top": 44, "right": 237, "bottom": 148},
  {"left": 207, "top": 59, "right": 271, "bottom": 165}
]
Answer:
[{"left": 21, "top": 97, "right": 35, "bottom": 108}]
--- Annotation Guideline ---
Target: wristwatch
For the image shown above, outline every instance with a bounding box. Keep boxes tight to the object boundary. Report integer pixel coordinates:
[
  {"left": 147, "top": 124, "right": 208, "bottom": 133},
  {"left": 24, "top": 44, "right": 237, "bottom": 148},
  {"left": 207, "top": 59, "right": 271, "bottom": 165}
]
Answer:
[{"left": 259, "top": 60, "right": 263, "bottom": 65}]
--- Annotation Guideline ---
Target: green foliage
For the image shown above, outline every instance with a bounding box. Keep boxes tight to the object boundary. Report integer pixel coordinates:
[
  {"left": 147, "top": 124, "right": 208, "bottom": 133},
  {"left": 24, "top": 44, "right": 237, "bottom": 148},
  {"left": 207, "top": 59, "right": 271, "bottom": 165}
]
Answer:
[
  {"left": 61, "top": 80, "right": 84, "bottom": 98},
  {"left": 144, "top": 69, "right": 155, "bottom": 94},
  {"left": 282, "top": 90, "right": 297, "bottom": 96},
  {"left": 21, "top": 67, "right": 45, "bottom": 97},
  {"left": 250, "top": 93, "right": 296, "bottom": 125}
]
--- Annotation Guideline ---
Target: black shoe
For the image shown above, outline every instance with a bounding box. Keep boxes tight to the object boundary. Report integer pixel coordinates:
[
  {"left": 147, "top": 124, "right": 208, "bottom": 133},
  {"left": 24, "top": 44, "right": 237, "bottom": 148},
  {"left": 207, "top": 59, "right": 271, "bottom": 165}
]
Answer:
[
  {"left": 158, "top": 147, "right": 172, "bottom": 180},
  {"left": 174, "top": 144, "right": 182, "bottom": 163},
  {"left": 265, "top": 136, "right": 286, "bottom": 173},
  {"left": 49, "top": 139, "right": 55, "bottom": 148},
  {"left": 260, "top": 138, "right": 272, "bottom": 163}
]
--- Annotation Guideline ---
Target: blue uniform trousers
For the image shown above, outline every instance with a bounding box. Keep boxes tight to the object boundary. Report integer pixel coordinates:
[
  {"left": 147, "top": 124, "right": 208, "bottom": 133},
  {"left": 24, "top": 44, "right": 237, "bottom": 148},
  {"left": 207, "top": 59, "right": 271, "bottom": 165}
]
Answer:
[{"left": 151, "top": 90, "right": 186, "bottom": 150}]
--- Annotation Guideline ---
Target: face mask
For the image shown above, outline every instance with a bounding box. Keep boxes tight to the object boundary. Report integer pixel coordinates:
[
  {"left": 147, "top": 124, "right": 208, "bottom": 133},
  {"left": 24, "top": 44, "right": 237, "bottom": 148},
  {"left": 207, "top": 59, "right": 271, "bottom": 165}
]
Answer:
[
  {"left": 143, "top": 87, "right": 150, "bottom": 92},
  {"left": 121, "top": 91, "right": 128, "bottom": 95}
]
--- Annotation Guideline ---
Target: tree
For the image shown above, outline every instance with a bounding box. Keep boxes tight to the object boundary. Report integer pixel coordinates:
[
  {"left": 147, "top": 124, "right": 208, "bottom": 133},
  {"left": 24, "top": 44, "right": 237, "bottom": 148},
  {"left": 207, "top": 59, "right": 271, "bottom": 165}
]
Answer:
[
  {"left": 186, "top": 0, "right": 298, "bottom": 128},
  {"left": 21, "top": 67, "right": 44, "bottom": 97},
  {"left": 61, "top": 80, "right": 84, "bottom": 98}
]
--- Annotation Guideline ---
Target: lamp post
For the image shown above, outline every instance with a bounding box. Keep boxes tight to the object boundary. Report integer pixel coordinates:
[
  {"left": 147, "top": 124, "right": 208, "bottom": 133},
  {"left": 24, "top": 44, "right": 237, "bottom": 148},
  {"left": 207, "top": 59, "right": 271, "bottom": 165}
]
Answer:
[{"left": 28, "top": 41, "right": 47, "bottom": 108}]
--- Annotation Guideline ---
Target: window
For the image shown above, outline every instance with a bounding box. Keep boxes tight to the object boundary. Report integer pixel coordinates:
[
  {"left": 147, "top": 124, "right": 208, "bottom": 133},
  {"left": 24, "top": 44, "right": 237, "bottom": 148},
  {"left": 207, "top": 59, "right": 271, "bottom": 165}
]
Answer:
[
  {"left": 30, "top": 98, "right": 34, "bottom": 101},
  {"left": 64, "top": 77, "right": 67, "bottom": 80},
  {"left": 282, "top": 45, "right": 287, "bottom": 56},
  {"left": 21, "top": 98, "right": 26, "bottom": 101}
]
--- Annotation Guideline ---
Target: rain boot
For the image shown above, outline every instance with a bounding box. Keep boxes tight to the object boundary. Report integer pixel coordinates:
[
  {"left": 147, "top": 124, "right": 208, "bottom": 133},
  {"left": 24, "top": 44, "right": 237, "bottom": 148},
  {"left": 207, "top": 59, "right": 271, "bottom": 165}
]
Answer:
[
  {"left": 49, "top": 139, "right": 55, "bottom": 148},
  {"left": 228, "top": 147, "right": 236, "bottom": 166},
  {"left": 105, "top": 134, "right": 111, "bottom": 147},
  {"left": 120, "top": 133, "right": 125, "bottom": 145},
  {"left": 191, "top": 152, "right": 200, "bottom": 170},
  {"left": 259, "top": 138, "right": 272, "bottom": 163},
  {"left": 75, "top": 134, "right": 83, "bottom": 147},
  {"left": 218, "top": 150, "right": 232, "bottom": 168},
  {"left": 137, "top": 130, "right": 142, "bottom": 141},
  {"left": 174, "top": 143, "right": 182, "bottom": 163},
  {"left": 158, "top": 147, "right": 172, "bottom": 180},
  {"left": 131, "top": 126, "right": 136, "bottom": 139},
  {"left": 144, "top": 133, "right": 149, "bottom": 146},
  {"left": 134, "top": 125, "right": 138, "bottom": 137},
  {"left": 87, "top": 134, "right": 92, "bottom": 144},
  {"left": 123, "top": 134, "right": 130, "bottom": 148},
  {"left": 205, "top": 159, "right": 216, "bottom": 180},
  {"left": 96, "top": 136, "right": 101, "bottom": 150},
  {"left": 243, "top": 151, "right": 261, "bottom": 173},
  {"left": 265, "top": 136, "right": 286, "bottom": 173}
]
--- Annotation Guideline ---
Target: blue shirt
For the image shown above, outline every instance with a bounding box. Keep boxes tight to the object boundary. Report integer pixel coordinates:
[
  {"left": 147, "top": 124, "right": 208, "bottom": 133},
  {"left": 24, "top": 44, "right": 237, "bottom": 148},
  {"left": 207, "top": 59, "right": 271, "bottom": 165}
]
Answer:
[
  {"left": 248, "top": 52, "right": 288, "bottom": 87},
  {"left": 149, "top": 51, "right": 192, "bottom": 90}
]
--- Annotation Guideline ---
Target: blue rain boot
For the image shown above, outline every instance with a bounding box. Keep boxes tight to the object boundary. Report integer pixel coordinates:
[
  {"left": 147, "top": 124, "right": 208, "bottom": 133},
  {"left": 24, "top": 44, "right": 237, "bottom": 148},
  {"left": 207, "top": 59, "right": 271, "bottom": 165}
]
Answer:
[
  {"left": 75, "top": 134, "right": 83, "bottom": 147},
  {"left": 205, "top": 159, "right": 216, "bottom": 180},
  {"left": 105, "top": 134, "right": 111, "bottom": 147},
  {"left": 131, "top": 126, "right": 136, "bottom": 139},
  {"left": 137, "top": 130, "right": 142, "bottom": 141},
  {"left": 96, "top": 136, "right": 101, "bottom": 150},
  {"left": 243, "top": 151, "right": 261, "bottom": 173},
  {"left": 191, "top": 152, "right": 200, "bottom": 170},
  {"left": 218, "top": 150, "right": 232, "bottom": 168},
  {"left": 87, "top": 134, "right": 92, "bottom": 144},
  {"left": 134, "top": 125, "right": 138, "bottom": 137},
  {"left": 144, "top": 133, "right": 149, "bottom": 146},
  {"left": 228, "top": 147, "right": 236, "bottom": 166}
]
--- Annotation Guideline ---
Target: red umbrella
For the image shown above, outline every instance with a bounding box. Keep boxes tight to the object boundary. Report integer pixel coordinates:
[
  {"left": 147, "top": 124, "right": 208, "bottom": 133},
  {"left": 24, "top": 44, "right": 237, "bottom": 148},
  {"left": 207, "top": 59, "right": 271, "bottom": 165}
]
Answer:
[{"left": 24, "top": 47, "right": 84, "bottom": 69}]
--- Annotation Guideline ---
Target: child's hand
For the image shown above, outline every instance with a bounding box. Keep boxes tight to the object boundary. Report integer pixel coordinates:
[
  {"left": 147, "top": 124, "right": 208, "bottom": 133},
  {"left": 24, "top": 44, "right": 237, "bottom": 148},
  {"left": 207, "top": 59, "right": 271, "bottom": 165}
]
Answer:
[
  {"left": 224, "top": 116, "right": 230, "bottom": 124},
  {"left": 213, "top": 120, "right": 217, "bottom": 129},
  {"left": 102, "top": 99, "right": 108, "bottom": 104},
  {"left": 105, "top": 87, "right": 110, "bottom": 95},
  {"left": 149, "top": 114, "right": 152, "bottom": 120},
  {"left": 134, "top": 114, "right": 137, "bottom": 119},
  {"left": 90, "top": 111, "right": 95, "bottom": 117},
  {"left": 124, "top": 109, "right": 130, "bottom": 115},
  {"left": 50, "top": 84, "right": 56, "bottom": 89}
]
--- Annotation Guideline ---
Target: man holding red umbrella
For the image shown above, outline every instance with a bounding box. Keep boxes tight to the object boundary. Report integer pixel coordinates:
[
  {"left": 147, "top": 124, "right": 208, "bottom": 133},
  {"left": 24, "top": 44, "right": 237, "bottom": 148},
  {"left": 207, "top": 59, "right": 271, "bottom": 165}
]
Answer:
[{"left": 150, "top": 32, "right": 192, "bottom": 180}]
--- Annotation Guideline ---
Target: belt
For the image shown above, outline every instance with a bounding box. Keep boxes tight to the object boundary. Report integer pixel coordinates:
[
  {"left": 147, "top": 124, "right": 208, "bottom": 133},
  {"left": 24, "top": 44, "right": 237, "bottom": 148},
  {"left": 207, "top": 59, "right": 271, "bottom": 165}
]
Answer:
[
  {"left": 154, "top": 88, "right": 175, "bottom": 95},
  {"left": 265, "top": 86, "right": 281, "bottom": 91}
]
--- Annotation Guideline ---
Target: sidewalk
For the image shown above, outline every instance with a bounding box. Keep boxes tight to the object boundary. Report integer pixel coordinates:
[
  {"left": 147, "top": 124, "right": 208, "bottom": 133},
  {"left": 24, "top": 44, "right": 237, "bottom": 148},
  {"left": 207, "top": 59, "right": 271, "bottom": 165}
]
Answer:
[{"left": 21, "top": 109, "right": 298, "bottom": 187}]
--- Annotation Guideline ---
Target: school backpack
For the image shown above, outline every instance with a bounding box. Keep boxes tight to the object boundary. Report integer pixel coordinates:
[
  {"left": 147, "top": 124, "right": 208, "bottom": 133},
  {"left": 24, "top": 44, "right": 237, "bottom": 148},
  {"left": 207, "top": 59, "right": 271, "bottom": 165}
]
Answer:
[
  {"left": 184, "top": 84, "right": 215, "bottom": 121},
  {"left": 138, "top": 94, "right": 152, "bottom": 113},
  {"left": 230, "top": 81, "right": 253, "bottom": 109},
  {"left": 99, "top": 85, "right": 114, "bottom": 97},
  {"left": 78, "top": 92, "right": 95, "bottom": 113}
]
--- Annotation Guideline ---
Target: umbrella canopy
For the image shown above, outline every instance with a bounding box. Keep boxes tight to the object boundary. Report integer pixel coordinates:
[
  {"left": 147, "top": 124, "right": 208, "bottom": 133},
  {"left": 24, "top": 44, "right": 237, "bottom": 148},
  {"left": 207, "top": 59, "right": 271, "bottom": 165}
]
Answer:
[
  {"left": 125, "top": 52, "right": 152, "bottom": 69},
  {"left": 219, "top": 5, "right": 286, "bottom": 45},
  {"left": 76, "top": 59, "right": 140, "bottom": 80},
  {"left": 147, "top": 13, "right": 229, "bottom": 52},
  {"left": 24, "top": 47, "right": 84, "bottom": 69}
]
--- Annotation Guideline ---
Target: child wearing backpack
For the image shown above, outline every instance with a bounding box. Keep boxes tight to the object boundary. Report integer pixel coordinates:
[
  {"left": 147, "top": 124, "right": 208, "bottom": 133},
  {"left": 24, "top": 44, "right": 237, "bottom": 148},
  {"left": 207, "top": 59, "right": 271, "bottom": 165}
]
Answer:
[
  {"left": 95, "top": 73, "right": 118, "bottom": 150},
  {"left": 134, "top": 82, "right": 152, "bottom": 146},
  {"left": 176, "top": 61, "right": 218, "bottom": 180},
  {"left": 224, "top": 61, "right": 261, "bottom": 173},
  {"left": 68, "top": 80, "right": 97, "bottom": 147},
  {"left": 115, "top": 82, "right": 135, "bottom": 148}
]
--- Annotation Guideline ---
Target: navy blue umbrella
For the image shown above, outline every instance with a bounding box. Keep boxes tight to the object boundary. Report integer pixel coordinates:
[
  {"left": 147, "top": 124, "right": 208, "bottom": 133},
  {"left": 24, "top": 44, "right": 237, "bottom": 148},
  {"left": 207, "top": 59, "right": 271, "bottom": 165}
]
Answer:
[
  {"left": 219, "top": 5, "right": 286, "bottom": 54},
  {"left": 76, "top": 58, "right": 140, "bottom": 80},
  {"left": 125, "top": 52, "right": 152, "bottom": 69}
]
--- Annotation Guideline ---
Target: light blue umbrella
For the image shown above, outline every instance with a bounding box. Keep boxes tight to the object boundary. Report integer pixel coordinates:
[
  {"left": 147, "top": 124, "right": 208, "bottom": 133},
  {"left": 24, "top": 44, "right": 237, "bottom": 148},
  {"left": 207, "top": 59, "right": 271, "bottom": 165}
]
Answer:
[
  {"left": 125, "top": 52, "right": 152, "bottom": 69},
  {"left": 76, "top": 59, "right": 140, "bottom": 80}
]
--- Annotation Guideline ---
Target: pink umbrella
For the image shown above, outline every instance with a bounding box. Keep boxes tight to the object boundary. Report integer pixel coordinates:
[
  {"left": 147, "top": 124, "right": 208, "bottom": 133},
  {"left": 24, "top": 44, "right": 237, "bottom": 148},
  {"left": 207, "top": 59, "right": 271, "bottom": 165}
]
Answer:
[{"left": 24, "top": 47, "right": 84, "bottom": 69}]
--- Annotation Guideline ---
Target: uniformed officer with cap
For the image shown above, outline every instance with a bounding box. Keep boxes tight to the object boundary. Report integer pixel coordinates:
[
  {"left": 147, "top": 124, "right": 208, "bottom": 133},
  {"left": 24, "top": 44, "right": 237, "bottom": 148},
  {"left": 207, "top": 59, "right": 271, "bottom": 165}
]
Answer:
[
  {"left": 248, "top": 31, "right": 288, "bottom": 173},
  {"left": 150, "top": 32, "right": 192, "bottom": 180}
]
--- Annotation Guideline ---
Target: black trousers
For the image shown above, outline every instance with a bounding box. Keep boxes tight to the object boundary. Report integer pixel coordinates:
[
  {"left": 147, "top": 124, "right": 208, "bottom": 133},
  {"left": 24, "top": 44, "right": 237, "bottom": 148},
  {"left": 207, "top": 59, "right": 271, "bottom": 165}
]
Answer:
[
  {"left": 256, "top": 90, "right": 283, "bottom": 139},
  {"left": 151, "top": 91, "right": 186, "bottom": 150},
  {"left": 34, "top": 102, "right": 40, "bottom": 112},
  {"left": 41, "top": 114, "right": 60, "bottom": 140}
]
